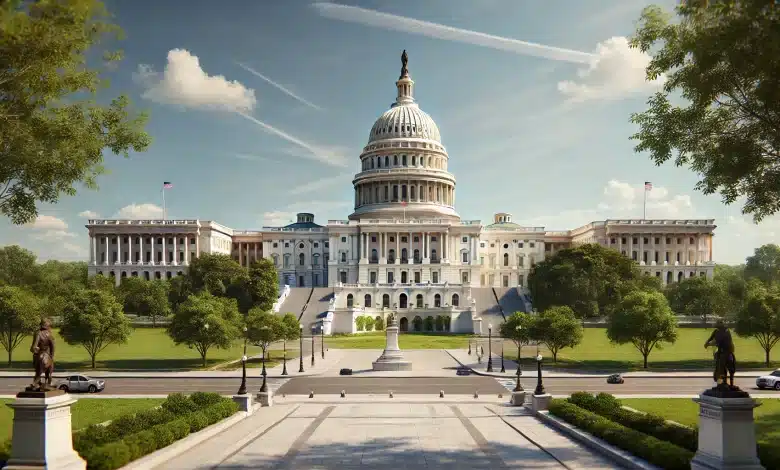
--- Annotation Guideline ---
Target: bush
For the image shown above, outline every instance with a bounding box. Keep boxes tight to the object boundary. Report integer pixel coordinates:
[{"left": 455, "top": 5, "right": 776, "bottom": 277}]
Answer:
[
  {"left": 83, "top": 441, "right": 132, "bottom": 470},
  {"left": 185, "top": 411, "right": 210, "bottom": 433},
  {"left": 568, "top": 392, "right": 698, "bottom": 452},
  {"left": 189, "top": 392, "right": 223, "bottom": 408},
  {"left": 122, "top": 430, "right": 156, "bottom": 460},
  {"left": 0, "top": 438, "right": 10, "bottom": 463},
  {"left": 161, "top": 393, "right": 198, "bottom": 415},
  {"left": 549, "top": 399, "right": 693, "bottom": 470}
]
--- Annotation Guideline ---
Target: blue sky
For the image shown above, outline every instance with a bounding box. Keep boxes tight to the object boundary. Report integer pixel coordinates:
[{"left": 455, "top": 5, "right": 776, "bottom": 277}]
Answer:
[{"left": 2, "top": 0, "right": 776, "bottom": 264}]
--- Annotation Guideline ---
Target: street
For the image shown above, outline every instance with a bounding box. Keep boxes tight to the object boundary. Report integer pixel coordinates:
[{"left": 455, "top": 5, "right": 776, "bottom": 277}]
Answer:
[{"left": 0, "top": 375, "right": 773, "bottom": 396}]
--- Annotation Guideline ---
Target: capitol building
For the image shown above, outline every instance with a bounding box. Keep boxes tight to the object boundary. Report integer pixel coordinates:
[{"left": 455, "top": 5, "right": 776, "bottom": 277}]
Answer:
[{"left": 85, "top": 52, "right": 717, "bottom": 334}]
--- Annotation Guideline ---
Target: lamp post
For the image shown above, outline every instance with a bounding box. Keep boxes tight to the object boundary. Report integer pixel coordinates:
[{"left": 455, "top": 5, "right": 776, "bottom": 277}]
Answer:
[
  {"left": 281, "top": 336, "right": 289, "bottom": 376},
  {"left": 515, "top": 325, "right": 523, "bottom": 376},
  {"left": 298, "top": 324, "right": 304, "bottom": 373},
  {"left": 500, "top": 336, "right": 505, "bottom": 373},
  {"left": 237, "top": 326, "right": 248, "bottom": 395},
  {"left": 486, "top": 324, "right": 493, "bottom": 372},
  {"left": 259, "top": 326, "right": 270, "bottom": 393},
  {"left": 321, "top": 324, "right": 325, "bottom": 359},
  {"left": 468, "top": 338, "right": 472, "bottom": 355},
  {"left": 310, "top": 327, "right": 315, "bottom": 367},
  {"left": 534, "top": 353, "right": 545, "bottom": 395}
]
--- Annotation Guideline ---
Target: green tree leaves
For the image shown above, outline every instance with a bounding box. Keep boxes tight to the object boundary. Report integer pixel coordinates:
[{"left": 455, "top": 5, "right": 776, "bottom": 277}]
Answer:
[
  {"left": 167, "top": 292, "right": 241, "bottom": 367},
  {"left": 0, "top": 285, "right": 40, "bottom": 365},
  {"left": 528, "top": 306, "right": 583, "bottom": 362}
]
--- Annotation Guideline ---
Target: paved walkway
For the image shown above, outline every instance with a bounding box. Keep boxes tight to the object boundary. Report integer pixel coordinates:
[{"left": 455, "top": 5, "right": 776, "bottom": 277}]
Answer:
[{"left": 155, "top": 398, "right": 624, "bottom": 470}]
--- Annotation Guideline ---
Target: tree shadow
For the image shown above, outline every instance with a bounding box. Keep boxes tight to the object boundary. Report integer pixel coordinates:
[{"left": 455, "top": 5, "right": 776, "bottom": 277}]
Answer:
[
  {"left": 0, "top": 358, "right": 227, "bottom": 371},
  {"left": 512, "top": 357, "right": 777, "bottom": 372}
]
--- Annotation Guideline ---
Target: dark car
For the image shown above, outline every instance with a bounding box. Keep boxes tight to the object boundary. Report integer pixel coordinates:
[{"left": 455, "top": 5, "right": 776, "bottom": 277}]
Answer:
[
  {"left": 607, "top": 373, "right": 624, "bottom": 384},
  {"left": 456, "top": 367, "right": 471, "bottom": 376},
  {"left": 339, "top": 368, "right": 353, "bottom": 376}
]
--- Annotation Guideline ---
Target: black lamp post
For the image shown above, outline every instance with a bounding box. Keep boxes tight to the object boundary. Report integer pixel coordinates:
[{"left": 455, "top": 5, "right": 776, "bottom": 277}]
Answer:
[
  {"left": 486, "top": 324, "right": 494, "bottom": 372},
  {"left": 500, "top": 337, "right": 505, "bottom": 373},
  {"left": 468, "top": 338, "right": 472, "bottom": 355},
  {"left": 515, "top": 325, "right": 523, "bottom": 376},
  {"left": 237, "top": 326, "right": 248, "bottom": 395},
  {"left": 534, "top": 353, "right": 545, "bottom": 395},
  {"left": 298, "top": 324, "right": 304, "bottom": 373},
  {"left": 321, "top": 324, "right": 325, "bottom": 359},
  {"left": 310, "top": 328, "right": 315, "bottom": 367},
  {"left": 259, "top": 327, "right": 269, "bottom": 393},
  {"left": 281, "top": 338, "right": 289, "bottom": 376},
  {"left": 513, "top": 365, "right": 524, "bottom": 392}
]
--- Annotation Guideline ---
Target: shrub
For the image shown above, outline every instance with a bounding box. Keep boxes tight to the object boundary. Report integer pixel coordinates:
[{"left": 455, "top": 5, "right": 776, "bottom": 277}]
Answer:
[
  {"left": 150, "top": 423, "right": 175, "bottom": 449},
  {"left": 83, "top": 441, "right": 132, "bottom": 470},
  {"left": 549, "top": 399, "right": 693, "bottom": 470},
  {"left": 189, "top": 392, "right": 223, "bottom": 408},
  {"left": 185, "top": 411, "right": 210, "bottom": 433},
  {"left": 122, "top": 430, "right": 156, "bottom": 460},
  {"left": 0, "top": 439, "right": 10, "bottom": 463},
  {"left": 161, "top": 393, "right": 198, "bottom": 415}
]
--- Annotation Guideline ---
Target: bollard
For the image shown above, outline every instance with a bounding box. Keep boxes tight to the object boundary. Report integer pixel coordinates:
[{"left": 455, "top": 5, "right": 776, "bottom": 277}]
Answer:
[
  {"left": 474, "top": 391, "right": 479, "bottom": 398},
  {"left": 389, "top": 391, "right": 394, "bottom": 398},
  {"left": 340, "top": 390, "right": 346, "bottom": 398},
  {"left": 439, "top": 390, "right": 444, "bottom": 398},
  {"left": 309, "top": 391, "right": 314, "bottom": 398},
  {"left": 498, "top": 393, "right": 503, "bottom": 399}
]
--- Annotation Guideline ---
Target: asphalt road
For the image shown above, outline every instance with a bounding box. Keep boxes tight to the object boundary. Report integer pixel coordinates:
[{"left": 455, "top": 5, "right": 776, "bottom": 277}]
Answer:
[{"left": 1, "top": 376, "right": 775, "bottom": 396}]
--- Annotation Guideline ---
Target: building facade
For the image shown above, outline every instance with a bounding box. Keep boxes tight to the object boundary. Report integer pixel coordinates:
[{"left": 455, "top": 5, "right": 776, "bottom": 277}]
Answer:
[{"left": 85, "top": 52, "right": 716, "bottom": 333}]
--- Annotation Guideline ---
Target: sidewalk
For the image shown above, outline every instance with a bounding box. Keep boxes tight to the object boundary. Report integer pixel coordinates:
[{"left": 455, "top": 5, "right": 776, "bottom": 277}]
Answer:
[{"left": 445, "top": 349, "right": 771, "bottom": 378}]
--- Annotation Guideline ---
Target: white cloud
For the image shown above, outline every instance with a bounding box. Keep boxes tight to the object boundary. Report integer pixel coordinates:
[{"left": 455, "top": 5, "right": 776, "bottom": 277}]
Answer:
[
  {"left": 261, "top": 211, "right": 297, "bottom": 227},
  {"left": 114, "top": 203, "right": 164, "bottom": 219},
  {"left": 134, "top": 49, "right": 256, "bottom": 112},
  {"left": 236, "top": 62, "right": 322, "bottom": 111},
  {"left": 236, "top": 113, "right": 350, "bottom": 167},
  {"left": 557, "top": 37, "right": 665, "bottom": 103},
  {"left": 33, "top": 230, "right": 77, "bottom": 242},
  {"left": 25, "top": 215, "right": 68, "bottom": 231},
  {"left": 78, "top": 210, "right": 100, "bottom": 218},
  {"left": 288, "top": 172, "right": 353, "bottom": 195},
  {"left": 312, "top": 3, "right": 594, "bottom": 64}
]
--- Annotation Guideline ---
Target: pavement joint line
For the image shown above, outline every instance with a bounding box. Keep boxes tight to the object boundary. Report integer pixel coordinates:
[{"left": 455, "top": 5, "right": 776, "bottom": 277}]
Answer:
[
  {"left": 450, "top": 405, "right": 509, "bottom": 469},
  {"left": 279, "top": 405, "right": 335, "bottom": 469},
  {"left": 484, "top": 405, "right": 574, "bottom": 470},
  {"left": 210, "top": 404, "right": 302, "bottom": 470}
]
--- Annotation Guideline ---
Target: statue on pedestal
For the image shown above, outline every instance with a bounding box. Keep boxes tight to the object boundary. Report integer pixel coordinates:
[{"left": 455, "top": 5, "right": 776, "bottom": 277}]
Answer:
[
  {"left": 27, "top": 318, "right": 56, "bottom": 392},
  {"left": 387, "top": 312, "right": 396, "bottom": 326},
  {"left": 400, "top": 50, "right": 409, "bottom": 78},
  {"left": 703, "top": 319, "right": 745, "bottom": 397}
]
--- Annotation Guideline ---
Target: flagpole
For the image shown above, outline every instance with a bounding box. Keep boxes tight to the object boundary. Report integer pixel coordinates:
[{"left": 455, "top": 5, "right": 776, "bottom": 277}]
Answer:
[
  {"left": 162, "top": 188, "right": 166, "bottom": 221},
  {"left": 643, "top": 189, "right": 646, "bottom": 220}
]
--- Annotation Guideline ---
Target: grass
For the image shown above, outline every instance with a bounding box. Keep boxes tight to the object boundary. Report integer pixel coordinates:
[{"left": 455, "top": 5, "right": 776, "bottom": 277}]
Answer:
[
  {"left": 326, "top": 332, "right": 471, "bottom": 349},
  {"left": 0, "top": 398, "right": 163, "bottom": 443},
  {"left": 0, "top": 328, "right": 263, "bottom": 371},
  {"left": 621, "top": 398, "right": 780, "bottom": 448}
]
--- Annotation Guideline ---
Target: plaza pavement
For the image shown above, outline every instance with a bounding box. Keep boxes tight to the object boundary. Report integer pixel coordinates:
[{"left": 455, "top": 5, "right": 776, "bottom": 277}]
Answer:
[{"left": 153, "top": 399, "right": 625, "bottom": 470}]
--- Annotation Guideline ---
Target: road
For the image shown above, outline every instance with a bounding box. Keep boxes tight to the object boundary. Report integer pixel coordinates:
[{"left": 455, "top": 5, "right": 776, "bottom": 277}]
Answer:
[{"left": 0, "top": 375, "right": 774, "bottom": 396}]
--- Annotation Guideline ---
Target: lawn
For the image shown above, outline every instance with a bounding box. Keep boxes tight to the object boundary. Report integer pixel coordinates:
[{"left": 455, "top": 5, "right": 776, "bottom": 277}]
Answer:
[
  {"left": 325, "top": 332, "right": 471, "bottom": 349},
  {"left": 0, "top": 328, "right": 263, "bottom": 371},
  {"left": 0, "top": 398, "right": 163, "bottom": 443},
  {"left": 622, "top": 398, "right": 780, "bottom": 447}
]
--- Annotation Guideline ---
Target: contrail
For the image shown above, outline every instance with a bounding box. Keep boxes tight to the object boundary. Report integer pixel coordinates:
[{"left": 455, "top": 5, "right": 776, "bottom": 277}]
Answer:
[{"left": 236, "top": 62, "right": 322, "bottom": 111}]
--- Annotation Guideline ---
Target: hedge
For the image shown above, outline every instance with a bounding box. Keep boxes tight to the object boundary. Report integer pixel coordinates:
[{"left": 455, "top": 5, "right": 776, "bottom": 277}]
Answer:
[
  {"left": 568, "top": 392, "right": 698, "bottom": 452},
  {"left": 548, "top": 399, "right": 693, "bottom": 470},
  {"left": 0, "top": 392, "right": 238, "bottom": 470}
]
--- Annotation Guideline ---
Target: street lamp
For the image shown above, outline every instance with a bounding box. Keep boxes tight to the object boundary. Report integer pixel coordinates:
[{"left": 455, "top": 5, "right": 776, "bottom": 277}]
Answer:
[
  {"left": 259, "top": 326, "right": 269, "bottom": 393},
  {"left": 486, "top": 324, "right": 493, "bottom": 372},
  {"left": 298, "top": 324, "right": 304, "bottom": 373},
  {"left": 515, "top": 325, "right": 523, "bottom": 376},
  {"left": 468, "top": 337, "right": 472, "bottom": 355},
  {"left": 237, "top": 326, "right": 248, "bottom": 395},
  {"left": 500, "top": 336, "right": 505, "bottom": 373},
  {"left": 321, "top": 324, "right": 325, "bottom": 359},
  {"left": 310, "top": 327, "right": 315, "bottom": 367},
  {"left": 534, "top": 353, "right": 545, "bottom": 395}
]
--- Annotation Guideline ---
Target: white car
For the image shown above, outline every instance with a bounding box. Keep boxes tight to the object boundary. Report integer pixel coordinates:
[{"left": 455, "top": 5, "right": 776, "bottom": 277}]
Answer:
[{"left": 756, "top": 370, "right": 780, "bottom": 390}]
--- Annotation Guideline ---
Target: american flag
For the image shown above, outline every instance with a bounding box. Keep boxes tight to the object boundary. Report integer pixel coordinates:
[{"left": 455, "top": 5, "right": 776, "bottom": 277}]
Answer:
[
  {"left": 644, "top": 181, "right": 653, "bottom": 191},
  {"left": 163, "top": 182, "right": 173, "bottom": 189}
]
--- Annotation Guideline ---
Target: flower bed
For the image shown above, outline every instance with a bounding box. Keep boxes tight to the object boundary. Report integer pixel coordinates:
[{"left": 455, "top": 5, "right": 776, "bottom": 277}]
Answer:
[
  {"left": 0, "top": 392, "right": 239, "bottom": 470},
  {"left": 548, "top": 399, "right": 693, "bottom": 470}
]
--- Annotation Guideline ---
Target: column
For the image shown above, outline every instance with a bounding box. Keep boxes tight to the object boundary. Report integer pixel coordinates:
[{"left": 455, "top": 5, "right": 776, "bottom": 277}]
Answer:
[
  {"left": 150, "top": 235, "right": 155, "bottom": 265},
  {"left": 425, "top": 232, "right": 430, "bottom": 259},
  {"left": 396, "top": 232, "right": 400, "bottom": 264},
  {"left": 195, "top": 232, "right": 200, "bottom": 259},
  {"left": 238, "top": 243, "right": 243, "bottom": 267},
  {"left": 173, "top": 235, "right": 179, "bottom": 266},
  {"left": 184, "top": 236, "right": 189, "bottom": 265},
  {"left": 442, "top": 232, "right": 447, "bottom": 260},
  {"left": 684, "top": 234, "right": 690, "bottom": 265},
  {"left": 89, "top": 235, "right": 95, "bottom": 264},
  {"left": 103, "top": 236, "right": 108, "bottom": 265},
  {"left": 139, "top": 235, "right": 145, "bottom": 265},
  {"left": 617, "top": 232, "right": 622, "bottom": 255},
  {"left": 254, "top": 242, "right": 258, "bottom": 263},
  {"left": 161, "top": 235, "right": 167, "bottom": 266},
  {"left": 639, "top": 234, "right": 644, "bottom": 265},
  {"left": 128, "top": 236, "right": 133, "bottom": 265},
  {"left": 117, "top": 235, "right": 122, "bottom": 265},
  {"left": 409, "top": 231, "right": 413, "bottom": 262},
  {"left": 627, "top": 234, "right": 634, "bottom": 261}
]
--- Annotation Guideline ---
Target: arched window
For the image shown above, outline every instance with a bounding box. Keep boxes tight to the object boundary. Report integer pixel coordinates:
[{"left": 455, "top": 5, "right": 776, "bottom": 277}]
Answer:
[
  {"left": 452, "top": 293, "right": 460, "bottom": 306},
  {"left": 388, "top": 249, "right": 396, "bottom": 262},
  {"left": 371, "top": 248, "right": 378, "bottom": 261},
  {"left": 401, "top": 248, "right": 408, "bottom": 262},
  {"left": 283, "top": 253, "right": 291, "bottom": 268},
  {"left": 385, "top": 156, "right": 389, "bottom": 166},
  {"left": 341, "top": 252, "right": 347, "bottom": 263},
  {"left": 299, "top": 253, "right": 305, "bottom": 266},
  {"left": 678, "top": 272, "right": 684, "bottom": 283},
  {"left": 347, "top": 294, "right": 354, "bottom": 308},
  {"left": 383, "top": 294, "right": 390, "bottom": 308},
  {"left": 434, "top": 294, "right": 441, "bottom": 307},
  {"left": 394, "top": 155, "right": 398, "bottom": 165},
  {"left": 413, "top": 249, "right": 420, "bottom": 262},
  {"left": 399, "top": 293, "right": 408, "bottom": 308},
  {"left": 416, "top": 294, "right": 423, "bottom": 308},
  {"left": 365, "top": 294, "right": 372, "bottom": 307},
  {"left": 410, "top": 186, "right": 416, "bottom": 200},
  {"left": 431, "top": 249, "right": 437, "bottom": 262},
  {"left": 312, "top": 253, "right": 320, "bottom": 266},
  {"left": 503, "top": 253, "right": 509, "bottom": 266}
]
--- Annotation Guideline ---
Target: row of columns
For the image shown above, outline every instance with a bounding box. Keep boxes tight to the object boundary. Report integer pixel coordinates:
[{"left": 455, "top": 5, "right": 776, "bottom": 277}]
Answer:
[
  {"left": 355, "top": 180, "right": 454, "bottom": 207},
  {"left": 236, "top": 242, "right": 260, "bottom": 267},
  {"left": 362, "top": 153, "right": 447, "bottom": 172},
  {"left": 90, "top": 233, "right": 199, "bottom": 266},
  {"left": 358, "top": 231, "right": 451, "bottom": 262},
  {"left": 612, "top": 233, "right": 710, "bottom": 266}
]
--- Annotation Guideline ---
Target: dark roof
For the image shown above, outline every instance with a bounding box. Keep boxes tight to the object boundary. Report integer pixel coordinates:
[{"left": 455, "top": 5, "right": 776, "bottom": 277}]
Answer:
[{"left": 283, "top": 221, "right": 322, "bottom": 229}]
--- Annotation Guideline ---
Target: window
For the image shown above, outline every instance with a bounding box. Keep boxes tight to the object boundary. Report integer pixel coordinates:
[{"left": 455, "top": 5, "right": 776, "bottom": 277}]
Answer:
[
  {"left": 434, "top": 294, "right": 441, "bottom": 307},
  {"left": 399, "top": 293, "right": 408, "bottom": 308},
  {"left": 341, "top": 237, "right": 347, "bottom": 242},
  {"left": 413, "top": 236, "right": 419, "bottom": 242},
  {"left": 340, "top": 271, "right": 347, "bottom": 284},
  {"left": 387, "top": 271, "right": 394, "bottom": 283},
  {"left": 654, "top": 237, "right": 660, "bottom": 244},
  {"left": 480, "top": 243, "right": 485, "bottom": 248},
  {"left": 503, "top": 276, "right": 509, "bottom": 287},
  {"left": 529, "top": 242, "right": 535, "bottom": 248},
  {"left": 503, "top": 243, "right": 509, "bottom": 249},
  {"left": 518, "top": 243, "right": 523, "bottom": 248},
  {"left": 643, "top": 238, "right": 649, "bottom": 244},
  {"left": 313, "top": 254, "right": 320, "bottom": 266},
  {"left": 462, "top": 252, "right": 468, "bottom": 263},
  {"left": 365, "top": 294, "right": 372, "bottom": 307},
  {"left": 299, "top": 243, "right": 305, "bottom": 249},
  {"left": 299, "top": 253, "right": 305, "bottom": 266},
  {"left": 383, "top": 294, "right": 390, "bottom": 307},
  {"left": 371, "top": 249, "right": 378, "bottom": 261},
  {"left": 273, "top": 243, "right": 278, "bottom": 248},
  {"left": 461, "top": 272, "right": 469, "bottom": 283},
  {"left": 341, "top": 252, "right": 347, "bottom": 263},
  {"left": 401, "top": 271, "right": 408, "bottom": 283},
  {"left": 372, "top": 236, "right": 377, "bottom": 243},
  {"left": 462, "top": 237, "right": 468, "bottom": 243},
  {"left": 452, "top": 294, "right": 459, "bottom": 306},
  {"left": 401, "top": 237, "right": 408, "bottom": 243},
  {"left": 416, "top": 294, "right": 423, "bottom": 308},
  {"left": 347, "top": 294, "right": 354, "bottom": 308},
  {"left": 285, "top": 243, "right": 289, "bottom": 248},
  {"left": 370, "top": 271, "right": 377, "bottom": 283},
  {"left": 432, "top": 271, "right": 438, "bottom": 283},
  {"left": 414, "top": 271, "right": 420, "bottom": 283},
  {"left": 503, "top": 253, "right": 509, "bottom": 266}
]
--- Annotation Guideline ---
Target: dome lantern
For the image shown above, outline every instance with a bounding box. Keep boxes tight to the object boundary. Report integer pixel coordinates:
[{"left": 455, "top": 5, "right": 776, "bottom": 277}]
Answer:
[{"left": 393, "top": 49, "right": 415, "bottom": 107}]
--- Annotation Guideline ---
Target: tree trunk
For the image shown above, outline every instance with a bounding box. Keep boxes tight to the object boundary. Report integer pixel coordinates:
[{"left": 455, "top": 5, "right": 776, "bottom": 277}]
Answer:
[
  {"left": 552, "top": 350, "right": 557, "bottom": 363},
  {"left": 202, "top": 353, "right": 207, "bottom": 368},
  {"left": 91, "top": 355, "right": 96, "bottom": 369},
  {"left": 766, "top": 348, "right": 771, "bottom": 367},
  {"left": 643, "top": 354, "right": 648, "bottom": 369},
  {"left": 8, "top": 349, "right": 12, "bottom": 366}
]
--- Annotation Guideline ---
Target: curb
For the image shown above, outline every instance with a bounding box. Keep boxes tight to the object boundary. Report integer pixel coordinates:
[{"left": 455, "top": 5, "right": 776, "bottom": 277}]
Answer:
[
  {"left": 118, "top": 406, "right": 255, "bottom": 470},
  {"left": 535, "top": 410, "right": 660, "bottom": 470}
]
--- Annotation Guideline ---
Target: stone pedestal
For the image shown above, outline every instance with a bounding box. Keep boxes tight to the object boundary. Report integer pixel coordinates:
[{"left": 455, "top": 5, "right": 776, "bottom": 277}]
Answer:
[
  {"left": 531, "top": 393, "right": 552, "bottom": 413},
  {"left": 510, "top": 391, "right": 527, "bottom": 406},
  {"left": 256, "top": 391, "right": 273, "bottom": 407},
  {"left": 232, "top": 394, "right": 253, "bottom": 415},
  {"left": 691, "top": 392, "right": 765, "bottom": 470},
  {"left": 372, "top": 322, "right": 412, "bottom": 371},
  {"left": 3, "top": 390, "right": 86, "bottom": 470}
]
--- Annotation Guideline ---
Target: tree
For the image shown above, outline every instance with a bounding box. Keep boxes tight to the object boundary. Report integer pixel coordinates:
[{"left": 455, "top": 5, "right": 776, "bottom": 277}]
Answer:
[
  {"left": 364, "top": 315, "right": 374, "bottom": 331},
  {"left": 744, "top": 244, "right": 780, "bottom": 286},
  {"left": 375, "top": 315, "right": 385, "bottom": 331},
  {"left": 500, "top": 311, "right": 533, "bottom": 363},
  {"left": 607, "top": 290, "right": 678, "bottom": 369},
  {"left": 434, "top": 315, "right": 444, "bottom": 332},
  {"left": 665, "top": 276, "right": 727, "bottom": 324},
  {"left": 0, "top": 286, "right": 40, "bottom": 365},
  {"left": 528, "top": 306, "right": 583, "bottom": 362},
  {"left": 355, "top": 316, "right": 365, "bottom": 332},
  {"left": 714, "top": 264, "right": 748, "bottom": 314},
  {"left": 245, "top": 308, "right": 281, "bottom": 360},
  {"left": 184, "top": 254, "right": 248, "bottom": 297},
  {"left": 59, "top": 288, "right": 131, "bottom": 369},
  {"left": 735, "top": 284, "right": 780, "bottom": 366},
  {"left": 0, "top": 0, "right": 151, "bottom": 225},
  {"left": 87, "top": 273, "right": 116, "bottom": 294},
  {"left": 117, "top": 277, "right": 170, "bottom": 327},
  {"left": 528, "top": 243, "right": 646, "bottom": 318},
  {"left": 167, "top": 292, "right": 241, "bottom": 367},
  {"left": 423, "top": 316, "right": 434, "bottom": 332},
  {"left": 167, "top": 275, "right": 190, "bottom": 312},
  {"left": 277, "top": 313, "right": 300, "bottom": 359},
  {"left": 247, "top": 259, "right": 279, "bottom": 312},
  {"left": 0, "top": 245, "right": 40, "bottom": 287},
  {"left": 630, "top": 2, "right": 780, "bottom": 222}
]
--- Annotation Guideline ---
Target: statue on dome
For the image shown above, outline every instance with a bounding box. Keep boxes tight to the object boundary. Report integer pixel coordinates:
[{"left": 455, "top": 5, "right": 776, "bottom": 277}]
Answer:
[{"left": 400, "top": 49, "right": 409, "bottom": 78}]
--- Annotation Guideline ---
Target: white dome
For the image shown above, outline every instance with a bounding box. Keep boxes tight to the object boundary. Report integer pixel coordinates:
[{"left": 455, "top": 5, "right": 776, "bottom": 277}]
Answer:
[{"left": 368, "top": 103, "right": 441, "bottom": 144}]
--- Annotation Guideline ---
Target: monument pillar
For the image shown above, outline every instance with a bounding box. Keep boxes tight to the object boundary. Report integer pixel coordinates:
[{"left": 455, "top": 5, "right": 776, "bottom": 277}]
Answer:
[{"left": 372, "top": 314, "right": 412, "bottom": 371}]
